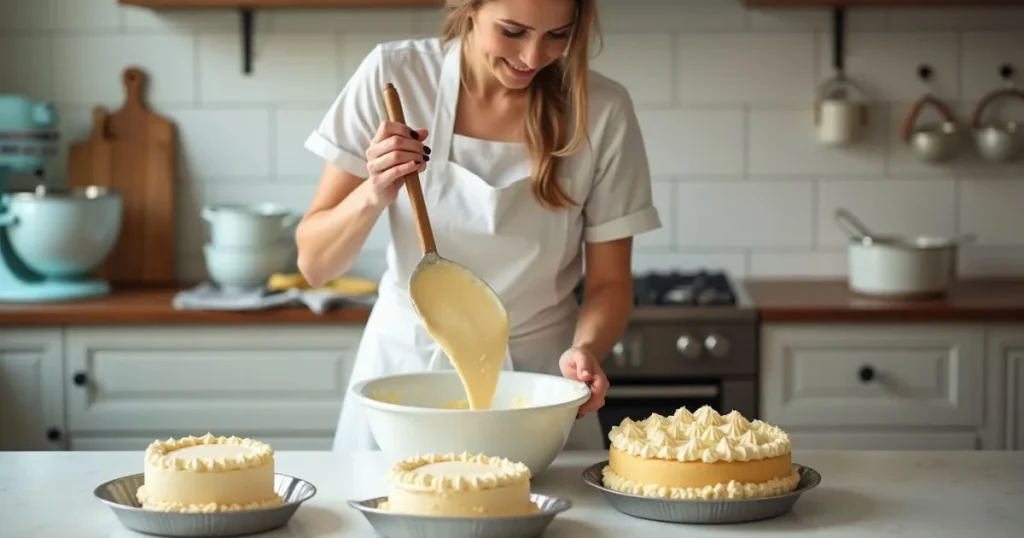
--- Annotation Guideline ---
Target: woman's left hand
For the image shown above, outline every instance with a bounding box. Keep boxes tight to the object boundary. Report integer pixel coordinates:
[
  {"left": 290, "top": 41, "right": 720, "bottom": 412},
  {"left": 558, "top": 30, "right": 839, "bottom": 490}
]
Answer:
[{"left": 558, "top": 346, "right": 609, "bottom": 418}]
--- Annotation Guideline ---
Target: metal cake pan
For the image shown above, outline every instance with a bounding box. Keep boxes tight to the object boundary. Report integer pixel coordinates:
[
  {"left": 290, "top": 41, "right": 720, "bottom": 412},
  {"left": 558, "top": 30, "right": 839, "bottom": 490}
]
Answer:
[
  {"left": 582, "top": 459, "right": 821, "bottom": 524},
  {"left": 347, "top": 492, "right": 572, "bottom": 538},
  {"left": 93, "top": 472, "right": 316, "bottom": 537}
]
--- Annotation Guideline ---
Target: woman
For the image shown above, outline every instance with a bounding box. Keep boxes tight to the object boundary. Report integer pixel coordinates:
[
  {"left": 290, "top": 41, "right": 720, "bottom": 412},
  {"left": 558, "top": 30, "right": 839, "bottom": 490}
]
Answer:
[{"left": 298, "top": 0, "right": 661, "bottom": 452}]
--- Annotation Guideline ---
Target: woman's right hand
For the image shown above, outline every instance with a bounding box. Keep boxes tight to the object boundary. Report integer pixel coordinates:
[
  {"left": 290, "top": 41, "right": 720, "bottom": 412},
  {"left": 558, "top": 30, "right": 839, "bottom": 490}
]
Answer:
[{"left": 364, "top": 120, "right": 430, "bottom": 208}]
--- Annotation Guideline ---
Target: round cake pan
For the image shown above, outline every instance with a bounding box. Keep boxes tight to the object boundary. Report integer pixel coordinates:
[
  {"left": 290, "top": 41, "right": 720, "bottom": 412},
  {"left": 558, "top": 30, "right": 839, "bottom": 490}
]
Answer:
[
  {"left": 347, "top": 492, "right": 572, "bottom": 538},
  {"left": 581, "top": 459, "right": 821, "bottom": 524},
  {"left": 93, "top": 472, "right": 317, "bottom": 537}
]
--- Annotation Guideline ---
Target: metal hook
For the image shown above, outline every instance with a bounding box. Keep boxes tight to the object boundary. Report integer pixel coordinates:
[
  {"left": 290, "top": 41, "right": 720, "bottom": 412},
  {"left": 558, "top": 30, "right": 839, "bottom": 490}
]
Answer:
[{"left": 918, "top": 64, "right": 933, "bottom": 81}]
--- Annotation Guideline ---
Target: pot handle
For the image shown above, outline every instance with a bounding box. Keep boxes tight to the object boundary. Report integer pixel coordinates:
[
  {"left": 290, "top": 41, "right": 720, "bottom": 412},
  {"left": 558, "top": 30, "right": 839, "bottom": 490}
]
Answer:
[
  {"left": 834, "top": 208, "right": 875, "bottom": 241},
  {"left": 969, "top": 87, "right": 1024, "bottom": 129},
  {"left": 900, "top": 94, "right": 957, "bottom": 143}
]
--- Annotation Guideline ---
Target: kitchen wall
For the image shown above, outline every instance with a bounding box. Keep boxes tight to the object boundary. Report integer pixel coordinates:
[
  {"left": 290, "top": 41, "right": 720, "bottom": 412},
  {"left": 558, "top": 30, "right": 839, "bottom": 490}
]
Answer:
[{"left": 2, "top": 0, "right": 1024, "bottom": 282}]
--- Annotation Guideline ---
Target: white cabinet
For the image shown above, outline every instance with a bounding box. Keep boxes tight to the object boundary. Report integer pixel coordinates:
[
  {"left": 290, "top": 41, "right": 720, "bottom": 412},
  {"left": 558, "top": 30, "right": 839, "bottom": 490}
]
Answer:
[
  {"left": 760, "top": 323, "right": 1008, "bottom": 451},
  {"left": 63, "top": 325, "right": 362, "bottom": 450},
  {"left": 0, "top": 324, "right": 363, "bottom": 452},
  {"left": 985, "top": 327, "right": 1024, "bottom": 450},
  {"left": 0, "top": 328, "right": 66, "bottom": 451}
]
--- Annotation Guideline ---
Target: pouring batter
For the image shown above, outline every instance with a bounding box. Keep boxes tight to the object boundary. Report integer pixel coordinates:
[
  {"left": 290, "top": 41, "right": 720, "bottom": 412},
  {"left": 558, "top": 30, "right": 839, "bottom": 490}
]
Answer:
[
  {"left": 409, "top": 260, "right": 509, "bottom": 410},
  {"left": 296, "top": 0, "right": 662, "bottom": 452}
]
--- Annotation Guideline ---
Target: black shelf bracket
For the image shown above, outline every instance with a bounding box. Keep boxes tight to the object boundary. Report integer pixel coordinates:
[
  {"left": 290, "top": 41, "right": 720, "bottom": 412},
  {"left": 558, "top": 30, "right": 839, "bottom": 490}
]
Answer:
[
  {"left": 240, "top": 8, "right": 255, "bottom": 75},
  {"left": 831, "top": 6, "right": 846, "bottom": 75}
]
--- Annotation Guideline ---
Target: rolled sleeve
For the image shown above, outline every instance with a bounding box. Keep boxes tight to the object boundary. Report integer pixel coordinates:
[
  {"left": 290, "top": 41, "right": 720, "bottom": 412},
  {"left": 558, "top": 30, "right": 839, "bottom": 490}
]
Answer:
[
  {"left": 582, "top": 90, "right": 662, "bottom": 243},
  {"left": 304, "top": 44, "right": 387, "bottom": 179}
]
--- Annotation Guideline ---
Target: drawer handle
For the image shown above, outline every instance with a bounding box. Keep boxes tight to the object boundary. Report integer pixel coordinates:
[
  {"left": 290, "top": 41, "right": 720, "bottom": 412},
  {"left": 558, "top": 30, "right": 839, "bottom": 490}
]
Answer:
[
  {"left": 858, "top": 366, "right": 875, "bottom": 383},
  {"left": 72, "top": 372, "right": 88, "bottom": 387}
]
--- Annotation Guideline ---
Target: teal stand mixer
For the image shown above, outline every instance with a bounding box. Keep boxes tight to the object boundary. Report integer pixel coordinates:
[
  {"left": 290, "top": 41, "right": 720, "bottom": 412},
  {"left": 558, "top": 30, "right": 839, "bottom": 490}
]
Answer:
[{"left": 0, "top": 95, "right": 123, "bottom": 302}]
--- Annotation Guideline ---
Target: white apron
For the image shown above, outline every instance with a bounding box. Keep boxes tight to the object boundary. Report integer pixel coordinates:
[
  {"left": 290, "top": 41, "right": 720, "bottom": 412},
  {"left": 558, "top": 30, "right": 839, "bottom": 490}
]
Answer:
[{"left": 332, "top": 39, "right": 603, "bottom": 453}]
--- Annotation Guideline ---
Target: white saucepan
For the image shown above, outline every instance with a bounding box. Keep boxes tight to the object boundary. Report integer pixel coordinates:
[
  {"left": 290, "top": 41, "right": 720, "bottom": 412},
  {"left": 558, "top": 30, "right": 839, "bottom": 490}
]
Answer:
[{"left": 834, "top": 208, "right": 973, "bottom": 299}]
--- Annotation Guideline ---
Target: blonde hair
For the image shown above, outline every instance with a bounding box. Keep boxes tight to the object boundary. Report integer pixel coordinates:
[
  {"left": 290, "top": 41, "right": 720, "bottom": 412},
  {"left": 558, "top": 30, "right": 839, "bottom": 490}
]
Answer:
[{"left": 440, "top": 0, "right": 600, "bottom": 210}]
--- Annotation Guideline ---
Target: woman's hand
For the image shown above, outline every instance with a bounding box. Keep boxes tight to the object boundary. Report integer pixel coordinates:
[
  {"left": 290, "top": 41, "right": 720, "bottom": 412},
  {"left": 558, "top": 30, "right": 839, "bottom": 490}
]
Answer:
[
  {"left": 364, "top": 120, "right": 430, "bottom": 208},
  {"left": 558, "top": 346, "right": 609, "bottom": 418}
]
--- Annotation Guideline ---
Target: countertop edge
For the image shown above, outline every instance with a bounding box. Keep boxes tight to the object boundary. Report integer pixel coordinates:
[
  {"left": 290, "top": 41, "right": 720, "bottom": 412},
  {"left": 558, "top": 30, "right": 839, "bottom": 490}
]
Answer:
[{"left": 4, "top": 278, "right": 1024, "bottom": 326}]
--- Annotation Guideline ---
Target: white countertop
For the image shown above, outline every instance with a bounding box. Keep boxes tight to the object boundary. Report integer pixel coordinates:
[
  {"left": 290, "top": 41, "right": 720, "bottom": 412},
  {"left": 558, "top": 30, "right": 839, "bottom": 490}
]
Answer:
[{"left": 2, "top": 450, "right": 1022, "bottom": 537}]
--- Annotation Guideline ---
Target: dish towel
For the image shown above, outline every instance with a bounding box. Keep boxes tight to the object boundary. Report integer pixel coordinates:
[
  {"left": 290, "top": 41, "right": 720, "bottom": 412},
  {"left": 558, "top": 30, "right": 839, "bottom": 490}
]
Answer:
[{"left": 172, "top": 282, "right": 377, "bottom": 315}]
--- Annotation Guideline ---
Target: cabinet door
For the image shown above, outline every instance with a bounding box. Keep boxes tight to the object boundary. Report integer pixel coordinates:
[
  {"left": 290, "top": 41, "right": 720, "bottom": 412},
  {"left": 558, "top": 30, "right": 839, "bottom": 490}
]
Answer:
[
  {"left": 985, "top": 327, "right": 1024, "bottom": 450},
  {"left": 0, "top": 328, "right": 66, "bottom": 450},
  {"left": 64, "top": 325, "right": 361, "bottom": 440},
  {"left": 761, "top": 324, "right": 985, "bottom": 428}
]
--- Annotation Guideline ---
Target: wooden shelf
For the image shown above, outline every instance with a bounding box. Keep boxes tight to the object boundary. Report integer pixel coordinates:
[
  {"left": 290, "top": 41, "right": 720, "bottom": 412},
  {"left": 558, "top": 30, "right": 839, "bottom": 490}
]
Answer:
[
  {"left": 119, "top": 0, "right": 441, "bottom": 7},
  {"left": 745, "top": 0, "right": 1024, "bottom": 6},
  {"left": 118, "top": 0, "right": 442, "bottom": 75}
]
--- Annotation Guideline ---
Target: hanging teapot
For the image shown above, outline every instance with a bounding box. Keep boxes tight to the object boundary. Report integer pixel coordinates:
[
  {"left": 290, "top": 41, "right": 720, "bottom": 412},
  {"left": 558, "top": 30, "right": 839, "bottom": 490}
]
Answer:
[{"left": 814, "top": 75, "right": 869, "bottom": 147}]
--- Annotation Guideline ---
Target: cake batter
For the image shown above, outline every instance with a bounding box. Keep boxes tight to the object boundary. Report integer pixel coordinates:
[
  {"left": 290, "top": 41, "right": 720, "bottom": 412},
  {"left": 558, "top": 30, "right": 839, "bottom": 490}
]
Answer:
[{"left": 410, "top": 261, "right": 509, "bottom": 410}]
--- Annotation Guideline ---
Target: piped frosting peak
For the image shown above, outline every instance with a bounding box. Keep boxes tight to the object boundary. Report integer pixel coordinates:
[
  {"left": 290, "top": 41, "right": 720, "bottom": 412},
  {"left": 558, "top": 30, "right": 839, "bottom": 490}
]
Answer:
[
  {"left": 388, "top": 452, "right": 530, "bottom": 493},
  {"left": 608, "top": 406, "right": 791, "bottom": 463},
  {"left": 144, "top": 433, "right": 274, "bottom": 472}
]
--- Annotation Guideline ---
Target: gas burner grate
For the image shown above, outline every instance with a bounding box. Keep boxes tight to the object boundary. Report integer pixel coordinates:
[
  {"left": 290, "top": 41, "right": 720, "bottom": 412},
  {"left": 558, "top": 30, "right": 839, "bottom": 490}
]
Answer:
[{"left": 573, "top": 270, "right": 737, "bottom": 307}]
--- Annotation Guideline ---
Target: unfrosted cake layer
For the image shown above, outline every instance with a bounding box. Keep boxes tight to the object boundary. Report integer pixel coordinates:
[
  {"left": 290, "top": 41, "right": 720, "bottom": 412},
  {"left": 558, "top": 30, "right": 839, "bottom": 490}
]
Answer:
[
  {"left": 384, "top": 452, "right": 537, "bottom": 517},
  {"left": 136, "top": 433, "right": 283, "bottom": 513},
  {"left": 603, "top": 406, "right": 801, "bottom": 500}
]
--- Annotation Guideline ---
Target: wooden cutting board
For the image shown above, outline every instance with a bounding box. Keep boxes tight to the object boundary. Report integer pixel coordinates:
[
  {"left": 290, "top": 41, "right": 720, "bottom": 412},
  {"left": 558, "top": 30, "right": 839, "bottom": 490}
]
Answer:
[{"left": 67, "top": 66, "right": 176, "bottom": 286}]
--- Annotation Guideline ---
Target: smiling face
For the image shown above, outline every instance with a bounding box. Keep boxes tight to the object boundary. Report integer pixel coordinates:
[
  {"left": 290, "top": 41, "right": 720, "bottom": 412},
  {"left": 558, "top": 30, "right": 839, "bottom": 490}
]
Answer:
[{"left": 467, "top": 0, "right": 577, "bottom": 90}]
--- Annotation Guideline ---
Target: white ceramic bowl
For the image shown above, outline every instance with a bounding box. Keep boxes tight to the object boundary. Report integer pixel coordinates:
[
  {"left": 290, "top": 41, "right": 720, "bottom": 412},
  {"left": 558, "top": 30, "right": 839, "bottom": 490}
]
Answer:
[
  {"left": 203, "top": 242, "right": 294, "bottom": 292},
  {"left": 351, "top": 371, "right": 591, "bottom": 477}
]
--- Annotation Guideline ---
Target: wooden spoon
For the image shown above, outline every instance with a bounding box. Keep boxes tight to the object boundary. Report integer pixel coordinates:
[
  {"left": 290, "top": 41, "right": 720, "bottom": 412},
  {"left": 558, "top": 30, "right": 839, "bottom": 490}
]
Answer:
[{"left": 381, "top": 82, "right": 510, "bottom": 410}]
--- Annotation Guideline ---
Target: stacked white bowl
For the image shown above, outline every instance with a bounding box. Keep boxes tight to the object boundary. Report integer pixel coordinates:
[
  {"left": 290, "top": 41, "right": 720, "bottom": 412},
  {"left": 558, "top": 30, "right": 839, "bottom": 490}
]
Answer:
[{"left": 201, "top": 203, "right": 300, "bottom": 292}]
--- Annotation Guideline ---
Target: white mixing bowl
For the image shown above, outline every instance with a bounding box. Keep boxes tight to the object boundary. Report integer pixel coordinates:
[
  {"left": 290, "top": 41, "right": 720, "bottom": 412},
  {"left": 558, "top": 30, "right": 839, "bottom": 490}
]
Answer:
[{"left": 351, "top": 371, "right": 591, "bottom": 477}]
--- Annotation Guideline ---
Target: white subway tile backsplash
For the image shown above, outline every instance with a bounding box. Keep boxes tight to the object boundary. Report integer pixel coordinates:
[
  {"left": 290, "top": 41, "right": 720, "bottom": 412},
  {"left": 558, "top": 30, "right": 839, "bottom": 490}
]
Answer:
[
  {"left": 746, "top": 8, "right": 886, "bottom": 32},
  {"left": 269, "top": 8, "right": 417, "bottom": 34},
  {"left": 677, "top": 33, "right": 815, "bottom": 105},
  {"left": 959, "top": 178, "right": 1024, "bottom": 247},
  {"left": 961, "top": 33, "right": 1024, "bottom": 102},
  {"left": 53, "top": 35, "right": 196, "bottom": 107},
  {"left": 632, "top": 252, "right": 748, "bottom": 278},
  {"left": 173, "top": 109, "right": 272, "bottom": 180},
  {"left": 637, "top": 109, "right": 745, "bottom": 176},
  {"left": 959, "top": 247, "right": 1024, "bottom": 277},
  {"left": 52, "top": 0, "right": 121, "bottom": 31},
  {"left": 6, "top": 2, "right": 1023, "bottom": 280},
  {"left": 675, "top": 180, "right": 815, "bottom": 248},
  {"left": 0, "top": 35, "right": 53, "bottom": 101},
  {"left": 597, "top": 0, "right": 746, "bottom": 33},
  {"left": 886, "top": 8, "right": 1024, "bottom": 32},
  {"left": 592, "top": 34, "right": 674, "bottom": 108},
  {"left": 123, "top": 7, "right": 271, "bottom": 32},
  {"left": 275, "top": 108, "right": 331, "bottom": 179},
  {"left": 198, "top": 33, "right": 339, "bottom": 104},
  {"left": 748, "top": 250, "right": 848, "bottom": 279},
  {"left": 819, "top": 33, "right": 959, "bottom": 103},
  {"left": 816, "top": 178, "right": 958, "bottom": 247},
  {"left": 748, "top": 107, "right": 887, "bottom": 176}
]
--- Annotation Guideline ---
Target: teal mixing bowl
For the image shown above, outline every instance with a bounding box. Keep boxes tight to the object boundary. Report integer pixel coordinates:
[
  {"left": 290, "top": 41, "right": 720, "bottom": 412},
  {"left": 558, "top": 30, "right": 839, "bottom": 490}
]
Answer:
[{"left": 2, "top": 186, "right": 122, "bottom": 278}]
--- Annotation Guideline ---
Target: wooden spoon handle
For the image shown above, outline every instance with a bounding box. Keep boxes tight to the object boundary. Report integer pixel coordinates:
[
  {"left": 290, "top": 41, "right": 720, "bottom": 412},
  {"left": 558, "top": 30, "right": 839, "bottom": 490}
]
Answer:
[{"left": 382, "top": 82, "right": 436, "bottom": 255}]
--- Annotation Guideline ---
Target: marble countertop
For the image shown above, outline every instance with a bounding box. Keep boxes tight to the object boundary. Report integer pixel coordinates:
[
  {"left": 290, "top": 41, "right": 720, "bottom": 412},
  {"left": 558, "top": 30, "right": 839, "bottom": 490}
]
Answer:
[{"left": 2, "top": 450, "right": 1022, "bottom": 537}]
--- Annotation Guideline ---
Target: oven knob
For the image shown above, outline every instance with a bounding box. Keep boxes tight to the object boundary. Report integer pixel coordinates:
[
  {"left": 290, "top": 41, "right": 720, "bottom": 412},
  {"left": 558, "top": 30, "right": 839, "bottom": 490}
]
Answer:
[
  {"left": 704, "top": 334, "right": 730, "bottom": 357},
  {"left": 676, "top": 335, "right": 701, "bottom": 359}
]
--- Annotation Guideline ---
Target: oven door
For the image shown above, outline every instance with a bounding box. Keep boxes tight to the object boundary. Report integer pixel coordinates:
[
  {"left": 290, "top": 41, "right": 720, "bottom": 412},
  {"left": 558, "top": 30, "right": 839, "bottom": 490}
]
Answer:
[{"left": 596, "top": 382, "right": 721, "bottom": 449}]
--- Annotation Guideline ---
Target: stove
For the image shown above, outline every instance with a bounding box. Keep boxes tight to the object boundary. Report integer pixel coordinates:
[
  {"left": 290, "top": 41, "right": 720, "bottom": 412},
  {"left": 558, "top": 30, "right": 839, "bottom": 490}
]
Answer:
[{"left": 577, "top": 270, "right": 761, "bottom": 447}]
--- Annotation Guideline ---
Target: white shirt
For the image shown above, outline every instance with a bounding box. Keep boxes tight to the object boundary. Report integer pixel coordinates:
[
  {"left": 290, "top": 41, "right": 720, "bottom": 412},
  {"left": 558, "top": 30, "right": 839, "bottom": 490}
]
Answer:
[{"left": 305, "top": 37, "right": 661, "bottom": 337}]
